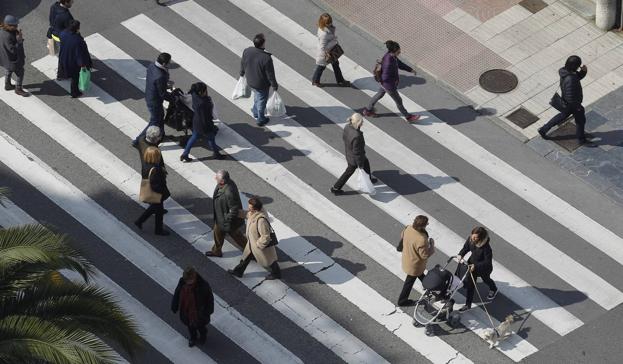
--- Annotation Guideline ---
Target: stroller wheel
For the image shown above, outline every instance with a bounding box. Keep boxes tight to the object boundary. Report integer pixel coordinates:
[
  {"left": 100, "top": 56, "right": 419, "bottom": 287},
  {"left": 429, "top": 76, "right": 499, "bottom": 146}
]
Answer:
[
  {"left": 425, "top": 324, "right": 435, "bottom": 337},
  {"left": 412, "top": 319, "right": 423, "bottom": 328},
  {"left": 447, "top": 311, "right": 461, "bottom": 328}
]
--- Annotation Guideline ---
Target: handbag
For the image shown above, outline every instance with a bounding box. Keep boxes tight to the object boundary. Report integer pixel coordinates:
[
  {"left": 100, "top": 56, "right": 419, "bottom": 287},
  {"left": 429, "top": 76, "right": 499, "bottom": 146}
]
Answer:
[
  {"left": 549, "top": 75, "right": 569, "bottom": 112},
  {"left": 258, "top": 217, "right": 279, "bottom": 247},
  {"left": 396, "top": 225, "right": 407, "bottom": 252},
  {"left": 139, "top": 168, "right": 162, "bottom": 204},
  {"left": 324, "top": 44, "right": 344, "bottom": 63}
]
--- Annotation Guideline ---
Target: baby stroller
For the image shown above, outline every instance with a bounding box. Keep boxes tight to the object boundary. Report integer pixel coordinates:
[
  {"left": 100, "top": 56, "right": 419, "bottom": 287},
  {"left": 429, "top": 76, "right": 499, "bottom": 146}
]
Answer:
[
  {"left": 413, "top": 257, "right": 469, "bottom": 336},
  {"left": 164, "top": 88, "right": 194, "bottom": 146}
]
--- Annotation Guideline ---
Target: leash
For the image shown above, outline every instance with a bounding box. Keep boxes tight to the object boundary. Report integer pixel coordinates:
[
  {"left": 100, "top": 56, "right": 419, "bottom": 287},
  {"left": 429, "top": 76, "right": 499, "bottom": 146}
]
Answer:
[{"left": 469, "top": 269, "right": 500, "bottom": 337}]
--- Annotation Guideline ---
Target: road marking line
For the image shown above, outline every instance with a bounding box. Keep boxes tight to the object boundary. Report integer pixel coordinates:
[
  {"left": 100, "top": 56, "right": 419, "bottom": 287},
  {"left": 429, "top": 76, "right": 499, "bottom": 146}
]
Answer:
[
  {"left": 162, "top": 2, "right": 623, "bottom": 311},
  {"left": 0, "top": 85, "right": 308, "bottom": 364},
  {"left": 226, "top": 0, "right": 623, "bottom": 294}
]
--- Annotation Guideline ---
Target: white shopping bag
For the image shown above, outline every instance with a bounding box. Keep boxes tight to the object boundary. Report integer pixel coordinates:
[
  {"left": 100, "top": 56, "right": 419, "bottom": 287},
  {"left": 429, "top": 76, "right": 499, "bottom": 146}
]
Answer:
[
  {"left": 265, "top": 91, "right": 286, "bottom": 117},
  {"left": 232, "top": 76, "right": 250, "bottom": 99},
  {"left": 356, "top": 168, "right": 376, "bottom": 195}
]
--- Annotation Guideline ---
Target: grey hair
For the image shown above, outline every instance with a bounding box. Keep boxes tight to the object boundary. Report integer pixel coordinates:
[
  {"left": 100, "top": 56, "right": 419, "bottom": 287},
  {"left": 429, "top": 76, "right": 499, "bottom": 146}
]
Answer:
[
  {"left": 216, "top": 170, "right": 230, "bottom": 182},
  {"left": 348, "top": 112, "right": 364, "bottom": 129},
  {"left": 145, "top": 126, "right": 162, "bottom": 144}
]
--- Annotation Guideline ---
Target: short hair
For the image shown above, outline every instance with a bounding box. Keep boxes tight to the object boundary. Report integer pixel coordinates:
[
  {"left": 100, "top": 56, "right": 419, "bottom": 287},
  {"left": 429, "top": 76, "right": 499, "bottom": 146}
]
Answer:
[
  {"left": 412, "top": 215, "right": 428, "bottom": 232},
  {"left": 145, "top": 126, "right": 161, "bottom": 144},
  {"left": 248, "top": 196, "right": 263, "bottom": 211},
  {"left": 318, "top": 13, "right": 333, "bottom": 29},
  {"left": 183, "top": 266, "right": 197, "bottom": 281},
  {"left": 470, "top": 226, "right": 488, "bottom": 243},
  {"left": 348, "top": 113, "right": 363, "bottom": 129},
  {"left": 564, "top": 55, "right": 582, "bottom": 72},
  {"left": 143, "top": 146, "right": 162, "bottom": 164},
  {"left": 190, "top": 81, "right": 207, "bottom": 95},
  {"left": 253, "top": 33, "right": 265, "bottom": 48},
  {"left": 385, "top": 40, "right": 400, "bottom": 53},
  {"left": 60, "top": 0, "right": 73, "bottom": 5},
  {"left": 216, "top": 170, "right": 230, "bottom": 182},
  {"left": 68, "top": 19, "right": 80, "bottom": 33},
  {"left": 157, "top": 52, "right": 171, "bottom": 66}
]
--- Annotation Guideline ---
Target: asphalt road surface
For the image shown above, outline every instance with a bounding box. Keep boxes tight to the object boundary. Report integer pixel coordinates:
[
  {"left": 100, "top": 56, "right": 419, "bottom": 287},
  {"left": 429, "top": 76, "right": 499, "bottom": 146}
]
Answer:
[{"left": 1, "top": 0, "right": 622, "bottom": 363}]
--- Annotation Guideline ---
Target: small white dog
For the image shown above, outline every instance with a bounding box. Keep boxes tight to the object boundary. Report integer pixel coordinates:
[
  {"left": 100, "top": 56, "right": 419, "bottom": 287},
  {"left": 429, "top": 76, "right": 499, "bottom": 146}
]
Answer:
[{"left": 482, "top": 315, "right": 514, "bottom": 349}]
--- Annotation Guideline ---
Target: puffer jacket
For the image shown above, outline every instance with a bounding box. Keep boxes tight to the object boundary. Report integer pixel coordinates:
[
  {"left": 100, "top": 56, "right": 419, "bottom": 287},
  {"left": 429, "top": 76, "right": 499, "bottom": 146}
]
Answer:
[
  {"left": 380, "top": 52, "right": 413, "bottom": 91},
  {"left": 342, "top": 124, "right": 366, "bottom": 167},
  {"left": 458, "top": 237, "right": 493, "bottom": 275},
  {"left": 191, "top": 93, "right": 216, "bottom": 136},
  {"left": 559, "top": 67, "right": 586, "bottom": 106}
]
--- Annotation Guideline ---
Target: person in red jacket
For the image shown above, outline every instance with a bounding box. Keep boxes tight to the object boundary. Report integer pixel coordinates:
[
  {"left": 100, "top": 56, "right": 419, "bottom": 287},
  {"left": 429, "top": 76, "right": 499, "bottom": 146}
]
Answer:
[{"left": 363, "top": 40, "right": 420, "bottom": 122}]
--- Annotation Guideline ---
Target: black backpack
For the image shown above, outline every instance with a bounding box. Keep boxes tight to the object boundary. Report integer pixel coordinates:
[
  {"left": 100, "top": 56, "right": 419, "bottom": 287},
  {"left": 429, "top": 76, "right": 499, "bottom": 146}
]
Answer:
[{"left": 373, "top": 59, "right": 382, "bottom": 82}]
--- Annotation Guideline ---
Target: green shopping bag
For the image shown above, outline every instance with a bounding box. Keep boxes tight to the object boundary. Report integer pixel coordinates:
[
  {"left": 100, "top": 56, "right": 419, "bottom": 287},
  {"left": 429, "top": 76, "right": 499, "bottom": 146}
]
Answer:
[{"left": 78, "top": 68, "right": 91, "bottom": 92}]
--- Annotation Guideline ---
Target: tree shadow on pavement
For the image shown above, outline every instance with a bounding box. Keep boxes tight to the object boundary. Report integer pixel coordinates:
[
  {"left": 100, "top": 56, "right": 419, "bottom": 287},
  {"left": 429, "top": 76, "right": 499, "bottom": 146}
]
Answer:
[
  {"left": 0, "top": 0, "right": 42, "bottom": 20},
  {"left": 352, "top": 75, "right": 427, "bottom": 92},
  {"left": 427, "top": 105, "right": 496, "bottom": 126}
]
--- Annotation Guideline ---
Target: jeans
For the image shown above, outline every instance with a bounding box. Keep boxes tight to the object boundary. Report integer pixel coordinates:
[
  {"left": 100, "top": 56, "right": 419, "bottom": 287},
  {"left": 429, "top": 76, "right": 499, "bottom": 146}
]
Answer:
[
  {"left": 463, "top": 271, "right": 497, "bottom": 306},
  {"left": 181, "top": 132, "right": 219, "bottom": 157},
  {"left": 540, "top": 104, "right": 586, "bottom": 141},
  {"left": 210, "top": 224, "right": 247, "bottom": 255},
  {"left": 368, "top": 86, "right": 410, "bottom": 117},
  {"left": 397, "top": 273, "right": 425, "bottom": 305},
  {"left": 5, "top": 68, "right": 24, "bottom": 86},
  {"left": 312, "top": 61, "right": 345, "bottom": 83},
  {"left": 135, "top": 103, "right": 165, "bottom": 143},
  {"left": 136, "top": 202, "right": 164, "bottom": 232},
  {"left": 333, "top": 158, "right": 371, "bottom": 190},
  {"left": 251, "top": 87, "right": 270, "bottom": 124}
]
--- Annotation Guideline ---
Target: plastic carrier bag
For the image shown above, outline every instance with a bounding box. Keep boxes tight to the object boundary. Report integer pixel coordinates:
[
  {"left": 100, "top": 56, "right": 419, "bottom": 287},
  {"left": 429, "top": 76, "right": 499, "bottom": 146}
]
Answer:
[
  {"left": 266, "top": 91, "right": 286, "bottom": 117},
  {"left": 78, "top": 68, "right": 91, "bottom": 92},
  {"left": 231, "top": 76, "right": 250, "bottom": 99},
  {"left": 356, "top": 168, "right": 376, "bottom": 195}
]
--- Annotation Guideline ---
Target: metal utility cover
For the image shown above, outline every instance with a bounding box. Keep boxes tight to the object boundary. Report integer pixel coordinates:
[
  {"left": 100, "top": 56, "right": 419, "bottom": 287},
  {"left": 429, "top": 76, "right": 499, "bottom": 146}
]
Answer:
[
  {"left": 506, "top": 107, "right": 539, "bottom": 128},
  {"left": 519, "top": 0, "right": 548, "bottom": 14},
  {"left": 479, "top": 69, "right": 518, "bottom": 93},
  {"left": 549, "top": 119, "right": 582, "bottom": 152}
]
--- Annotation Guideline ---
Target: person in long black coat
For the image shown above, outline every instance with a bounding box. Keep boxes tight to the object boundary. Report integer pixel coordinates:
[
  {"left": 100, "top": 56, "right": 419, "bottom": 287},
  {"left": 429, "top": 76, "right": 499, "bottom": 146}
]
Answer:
[
  {"left": 134, "top": 146, "right": 171, "bottom": 236},
  {"left": 0, "top": 15, "right": 27, "bottom": 96},
  {"left": 456, "top": 226, "right": 498, "bottom": 311},
  {"left": 58, "top": 20, "right": 91, "bottom": 98},
  {"left": 180, "top": 82, "right": 222, "bottom": 162},
  {"left": 331, "top": 112, "right": 377, "bottom": 195},
  {"left": 48, "top": 0, "right": 73, "bottom": 59},
  {"left": 171, "top": 267, "right": 214, "bottom": 347}
]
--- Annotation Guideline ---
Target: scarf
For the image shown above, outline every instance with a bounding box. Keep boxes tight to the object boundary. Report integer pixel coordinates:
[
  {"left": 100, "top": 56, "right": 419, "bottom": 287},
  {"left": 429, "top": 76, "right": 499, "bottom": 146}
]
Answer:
[{"left": 179, "top": 283, "right": 199, "bottom": 326}]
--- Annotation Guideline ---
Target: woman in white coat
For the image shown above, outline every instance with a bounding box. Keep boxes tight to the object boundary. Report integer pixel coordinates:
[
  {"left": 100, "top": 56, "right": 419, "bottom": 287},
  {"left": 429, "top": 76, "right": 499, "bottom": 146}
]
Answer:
[{"left": 311, "top": 13, "right": 349, "bottom": 87}]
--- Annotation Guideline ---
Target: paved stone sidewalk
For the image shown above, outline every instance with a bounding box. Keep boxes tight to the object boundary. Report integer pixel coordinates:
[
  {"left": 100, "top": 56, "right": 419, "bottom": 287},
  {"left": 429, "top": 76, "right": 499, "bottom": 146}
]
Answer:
[{"left": 312, "top": 0, "right": 623, "bottom": 206}]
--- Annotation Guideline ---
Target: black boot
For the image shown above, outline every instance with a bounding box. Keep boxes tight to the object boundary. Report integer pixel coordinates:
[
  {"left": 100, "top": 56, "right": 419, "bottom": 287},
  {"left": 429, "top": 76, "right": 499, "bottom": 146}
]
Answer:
[
  {"left": 266, "top": 262, "right": 281, "bottom": 280},
  {"left": 4, "top": 80, "right": 14, "bottom": 91},
  {"left": 228, "top": 255, "right": 252, "bottom": 278}
]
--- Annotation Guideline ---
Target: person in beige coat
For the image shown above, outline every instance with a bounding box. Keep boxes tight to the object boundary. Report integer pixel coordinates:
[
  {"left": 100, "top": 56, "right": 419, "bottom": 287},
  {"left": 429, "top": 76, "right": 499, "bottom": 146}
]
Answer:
[
  {"left": 311, "top": 13, "right": 349, "bottom": 87},
  {"left": 397, "top": 215, "right": 435, "bottom": 306},
  {"left": 227, "top": 196, "right": 281, "bottom": 280}
]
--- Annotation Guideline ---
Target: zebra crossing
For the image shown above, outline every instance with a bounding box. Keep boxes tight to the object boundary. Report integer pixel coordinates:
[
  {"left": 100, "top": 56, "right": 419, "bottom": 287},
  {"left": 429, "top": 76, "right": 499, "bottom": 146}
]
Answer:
[{"left": 1, "top": 0, "right": 623, "bottom": 362}]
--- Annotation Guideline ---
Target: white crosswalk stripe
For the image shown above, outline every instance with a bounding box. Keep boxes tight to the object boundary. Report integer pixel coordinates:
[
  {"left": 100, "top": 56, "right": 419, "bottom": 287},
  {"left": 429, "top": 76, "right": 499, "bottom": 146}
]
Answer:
[
  {"left": 0, "top": 130, "right": 297, "bottom": 364},
  {"left": 0, "top": 1, "right": 622, "bottom": 363},
  {"left": 0, "top": 198, "right": 212, "bottom": 364},
  {"left": 225, "top": 0, "right": 623, "bottom": 271},
  {"left": 161, "top": 2, "right": 623, "bottom": 312}
]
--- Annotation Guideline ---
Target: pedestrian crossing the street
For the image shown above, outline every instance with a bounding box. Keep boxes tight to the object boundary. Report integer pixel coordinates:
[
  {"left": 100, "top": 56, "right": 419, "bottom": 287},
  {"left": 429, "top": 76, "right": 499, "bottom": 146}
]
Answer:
[{"left": 1, "top": 1, "right": 623, "bottom": 363}]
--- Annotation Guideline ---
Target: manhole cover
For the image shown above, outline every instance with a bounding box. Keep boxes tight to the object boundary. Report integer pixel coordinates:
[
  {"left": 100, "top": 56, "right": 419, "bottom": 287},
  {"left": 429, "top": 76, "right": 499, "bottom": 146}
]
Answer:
[
  {"left": 479, "top": 69, "right": 518, "bottom": 93},
  {"left": 519, "top": 0, "right": 548, "bottom": 14},
  {"left": 549, "top": 119, "right": 582, "bottom": 152},
  {"left": 506, "top": 107, "right": 539, "bottom": 128}
]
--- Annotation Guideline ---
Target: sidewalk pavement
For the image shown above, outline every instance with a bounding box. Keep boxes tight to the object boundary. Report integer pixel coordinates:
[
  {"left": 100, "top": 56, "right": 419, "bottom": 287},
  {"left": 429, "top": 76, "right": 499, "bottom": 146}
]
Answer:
[{"left": 312, "top": 0, "right": 623, "bottom": 206}]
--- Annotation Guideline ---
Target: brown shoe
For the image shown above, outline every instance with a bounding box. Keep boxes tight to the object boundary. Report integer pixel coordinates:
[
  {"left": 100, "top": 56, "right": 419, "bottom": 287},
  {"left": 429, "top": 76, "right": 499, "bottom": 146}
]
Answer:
[
  {"left": 205, "top": 251, "right": 223, "bottom": 258},
  {"left": 14, "top": 87, "right": 29, "bottom": 97},
  {"left": 312, "top": 81, "right": 322, "bottom": 87}
]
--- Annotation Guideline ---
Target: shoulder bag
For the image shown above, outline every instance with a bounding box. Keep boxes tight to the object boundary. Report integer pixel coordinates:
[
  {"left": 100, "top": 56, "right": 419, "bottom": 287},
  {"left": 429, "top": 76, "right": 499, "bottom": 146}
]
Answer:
[
  {"left": 139, "top": 168, "right": 163, "bottom": 204},
  {"left": 325, "top": 44, "right": 344, "bottom": 63},
  {"left": 258, "top": 216, "right": 279, "bottom": 247},
  {"left": 550, "top": 76, "right": 568, "bottom": 112}
]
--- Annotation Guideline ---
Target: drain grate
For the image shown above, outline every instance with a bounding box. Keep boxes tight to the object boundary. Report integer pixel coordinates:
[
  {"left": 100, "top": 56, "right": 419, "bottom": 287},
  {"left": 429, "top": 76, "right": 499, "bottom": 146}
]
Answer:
[
  {"left": 479, "top": 69, "right": 518, "bottom": 93},
  {"left": 519, "top": 0, "right": 548, "bottom": 14},
  {"left": 506, "top": 107, "right": 539, "bottom": 128},
  {"left": 549, "top": 119, "right": 582, "bottom": 152}
]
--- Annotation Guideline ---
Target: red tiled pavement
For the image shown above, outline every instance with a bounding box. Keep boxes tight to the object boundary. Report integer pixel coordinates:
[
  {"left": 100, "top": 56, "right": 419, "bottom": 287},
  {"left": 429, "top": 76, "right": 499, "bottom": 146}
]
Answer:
[
  {"left": 321, "top": 0, "right": 511, "bottom": 92},
  {"left": 460, "top": 0, "right": 522, "bottom": 22}
]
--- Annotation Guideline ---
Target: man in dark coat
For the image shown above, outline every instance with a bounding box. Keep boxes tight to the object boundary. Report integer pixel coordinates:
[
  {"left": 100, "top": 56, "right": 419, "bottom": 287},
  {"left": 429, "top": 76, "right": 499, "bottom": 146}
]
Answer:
[
  {"left": 539, "top": 55, "right": 595, "bottom": 146},
  {"left": 171, "top": 267, "right": 214, "bottom": 347},
  {"left": 133, "top": 52, "right": 174, "bottom": 147},
  {"left": 0, "top": 15, "right": 28, "bottom": 96},
  {"left": 58, "top": 20, "right": 91, "bottom": 98},
  {"left": 331, "top": 113, "right": 377, "bottom": 195},
  {"left": 363, "top": 40, "right": 419, "bottom": 122},
  {"left": 206, "top": 170, "right": 246, "bottom": 257},
  {"left": 240, "top": 33, "right": 278, "bottom": 126},
  {"left": 49, "top": 0, "right": 73, "bottom": 63}
]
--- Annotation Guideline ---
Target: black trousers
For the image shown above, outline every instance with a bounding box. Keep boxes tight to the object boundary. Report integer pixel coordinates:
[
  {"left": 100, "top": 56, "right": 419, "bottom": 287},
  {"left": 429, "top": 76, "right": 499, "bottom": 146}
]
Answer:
[
  {"left": 233, "top": 253, "right": 281, "bottom": 277},
  {"left": 69, "top": 71, "right": 80, "bottom": 97},
  {"left": 540, "top": 104, "right": 586, "bottom": 141},
  {"left": 464, "top": 271, "right": 497, "bottom": 306},
  {"left": 398, "top": 273, "right": 425, "bottom": 305},
  {"left": 312, "top": 61, "right": 345, "bottom": 83},
  {"left": 333, "top": 158, "right": 371, "bottom": 190},
  {"left": 136, "top": 202, "right": 164, "bottom": 232},
  {"left": 187, "top": 324, "right": 207, "bottom": 342}
]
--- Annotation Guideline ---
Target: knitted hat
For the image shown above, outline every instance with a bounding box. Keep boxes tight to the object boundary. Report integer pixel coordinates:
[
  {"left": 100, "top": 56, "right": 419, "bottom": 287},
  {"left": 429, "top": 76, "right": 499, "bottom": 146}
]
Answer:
[{"left": 3, "top": 15, "right": 19, "bottom": 26}]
